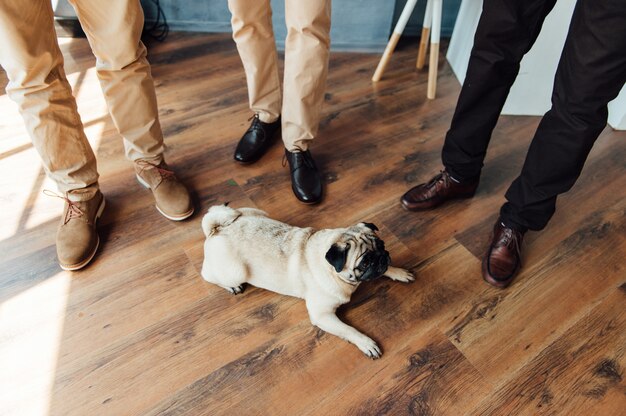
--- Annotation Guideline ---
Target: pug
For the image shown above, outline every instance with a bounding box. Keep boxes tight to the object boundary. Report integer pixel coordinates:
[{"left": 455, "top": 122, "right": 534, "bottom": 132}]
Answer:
[{"left": 200, "top": 204, "right": 414, "bottom": 358}]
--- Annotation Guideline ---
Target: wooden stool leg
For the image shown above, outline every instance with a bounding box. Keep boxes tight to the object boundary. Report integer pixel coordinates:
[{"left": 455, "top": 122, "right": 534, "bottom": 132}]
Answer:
[
  {"left": 427, "top": 0, "right": 442, "bottom": 99},
  {"left": 372, "top": 32, "right": 401, "bottom": 82},
  {"left": 416, "top": 0, "right": 433, "bottom": 69},
  {"left": 372, "top": 0, "right": 420, "bottom": 82}
]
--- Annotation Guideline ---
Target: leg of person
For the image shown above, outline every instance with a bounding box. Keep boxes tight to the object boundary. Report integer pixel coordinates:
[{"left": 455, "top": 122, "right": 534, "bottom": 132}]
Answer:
[
  {"left": 485, "top": 0, "right": 626, "bottom": 287},
  {"left": 443, "top": 0, "right": 558, "bottom": 180},
  {"left": 0, "top": 0, "right": 104, "bottom": 270},
  {"left": 228, "top": 0, "right": 282, "bottom": 163},
  {"left": 282, "top": 0, "right": 331, "bottom": 204},
  {"left": 69, "top": 0, "right": 192, "bottom": 221},
  {"left": 401, "top": 0, "right": 557, "bottom": 211}
]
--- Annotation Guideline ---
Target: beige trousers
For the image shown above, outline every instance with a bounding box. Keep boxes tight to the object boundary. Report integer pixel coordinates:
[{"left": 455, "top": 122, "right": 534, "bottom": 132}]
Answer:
[
  {"left": 0, "top": 0, "right": 164, "bottom": 201},
  {"left": 228, "top": 0, "right": 331, "bottom": 150}
]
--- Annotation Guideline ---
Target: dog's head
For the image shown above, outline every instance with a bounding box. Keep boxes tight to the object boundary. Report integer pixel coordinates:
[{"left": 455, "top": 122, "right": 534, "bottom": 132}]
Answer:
[{"left": 325, "top": 222, "right": 390, "bottom": 284}]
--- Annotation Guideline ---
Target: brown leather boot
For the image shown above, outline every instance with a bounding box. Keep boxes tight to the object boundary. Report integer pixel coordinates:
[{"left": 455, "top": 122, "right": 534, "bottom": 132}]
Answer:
[
  {"left": 50, "top": 189, "right": 105, "bottom": 271},
  {"left": 482, "top": 220, "right": 525, "bottom": 288},
  {"left": 401, "top": 169, "right": 478, "bottom": 211},
  {"left": 135, "top": 159, "right": 194, "bottom": 221}
]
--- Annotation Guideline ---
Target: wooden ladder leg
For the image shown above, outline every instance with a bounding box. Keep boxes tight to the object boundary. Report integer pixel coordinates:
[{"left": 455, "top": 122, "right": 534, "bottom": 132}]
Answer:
[
  {"left": 372, "top": 0, "right": 420, "bottom": 82},
  {"left": 416, "top": 0, "right": 433, "bottom": 69},
  {"left": 427, "top": 0, "right": 442, "bottom": 99}
]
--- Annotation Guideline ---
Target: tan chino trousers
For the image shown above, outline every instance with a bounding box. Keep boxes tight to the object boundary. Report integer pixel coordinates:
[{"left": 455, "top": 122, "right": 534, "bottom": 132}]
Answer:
[
  {"left": 0, "top": 0, "right": 165, "bottom": 201},
  {"left": 228, "top": 0, "right": 331, "bottom": 151}
]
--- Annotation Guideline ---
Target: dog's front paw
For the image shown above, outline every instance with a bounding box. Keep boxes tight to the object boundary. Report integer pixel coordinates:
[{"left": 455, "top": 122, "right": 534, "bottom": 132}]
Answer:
[
  {"left": 386, "top": 267, "right": 415, "bottom": 283},
  {"left": 227, "top": 284, "right": 245, "bottom": 295},
  {"left": 356, "top": 337, "right": 382, "bottom": 359}
]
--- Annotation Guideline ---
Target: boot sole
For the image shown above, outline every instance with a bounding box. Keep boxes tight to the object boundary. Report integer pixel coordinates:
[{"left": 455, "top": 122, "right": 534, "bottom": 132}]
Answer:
[
  {"left": 136, "top": 174, "right": 194, "bottom": 221},
  {"left": 59, "top": 196, "right": 106, "bottom": 271},
  {"left": 156, "top": 205, "right": 194, "bottom": 221}
]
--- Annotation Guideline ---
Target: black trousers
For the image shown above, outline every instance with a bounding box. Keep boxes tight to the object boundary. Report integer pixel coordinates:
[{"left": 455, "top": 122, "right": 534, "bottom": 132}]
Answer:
[{"left": 441, "top": 0, "right": 626, "bottom": 231}]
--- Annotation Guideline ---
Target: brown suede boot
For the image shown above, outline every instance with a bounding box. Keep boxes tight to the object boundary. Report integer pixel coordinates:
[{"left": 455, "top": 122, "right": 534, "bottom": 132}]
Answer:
[
  {"left": 49, "top": 189, "right": 105, "bottom": 271},
  {"left": 135, "top": 159, "right": 193, "bottom": 221}
]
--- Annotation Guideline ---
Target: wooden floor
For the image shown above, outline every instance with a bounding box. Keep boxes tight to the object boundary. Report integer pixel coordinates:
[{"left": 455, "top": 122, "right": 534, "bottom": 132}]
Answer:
[{"left": 1, "top": 33, "right": 625, "bottom": 416}]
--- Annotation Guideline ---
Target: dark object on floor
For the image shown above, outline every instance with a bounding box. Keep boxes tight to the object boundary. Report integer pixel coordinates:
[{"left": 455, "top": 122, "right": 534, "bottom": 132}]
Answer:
[{"left": 142, "top": 0, "right": 169, "bottom": 42}]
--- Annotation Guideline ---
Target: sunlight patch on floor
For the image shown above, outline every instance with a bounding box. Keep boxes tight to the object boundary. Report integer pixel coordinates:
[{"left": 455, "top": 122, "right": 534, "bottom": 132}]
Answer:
[
  {"left": 0, "top": 271, "right": 71, "bottom": 416},
  {"left": 57, "top": 37, "right": 77, "bottom": 47},
  {"left": 0, "top": 149, "right": 50, "bottom": 240},
  {"left": 22, "top": 175, "right": 67, "bottom": 233}
]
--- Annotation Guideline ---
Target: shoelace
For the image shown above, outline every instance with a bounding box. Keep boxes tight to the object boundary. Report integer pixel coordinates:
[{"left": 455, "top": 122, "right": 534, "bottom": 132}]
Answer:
[
  {"left": 247, "top": 114, "right": 265, "bottom": 134},
  {"left": 136, "top": 160, "right": 176, "bottom": 182},
  {"left": 43, "top": 190, "right": 84, "bottom": 225},
  {"left": 498, "top": 226, "right": 522, "bottom": 257},
  {"left": 282, "top": 147, "right": 314, "bottom": 172}
]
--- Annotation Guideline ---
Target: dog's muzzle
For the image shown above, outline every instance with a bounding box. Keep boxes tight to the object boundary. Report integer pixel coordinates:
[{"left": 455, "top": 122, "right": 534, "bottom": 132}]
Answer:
[{"left": 356, "top": 250, "right": 390, "bottom": 281}]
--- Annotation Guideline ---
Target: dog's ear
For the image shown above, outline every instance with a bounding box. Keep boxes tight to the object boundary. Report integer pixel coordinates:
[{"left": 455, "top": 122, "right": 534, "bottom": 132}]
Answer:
[
  {"left": 325, "top": 243, "right": 348, "bottom": 273},
  {"left": 361, "top": 222, "right": 379, "bottom": 232}
]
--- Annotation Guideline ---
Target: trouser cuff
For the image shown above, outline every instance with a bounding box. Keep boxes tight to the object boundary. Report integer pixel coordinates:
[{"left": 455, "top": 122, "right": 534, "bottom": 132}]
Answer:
[
  {"left": 285, "top": 141, "right": 310, "bottom": 152},
  {"left": 257, "top": 111, "right": 280, "bottom": 124},
  {"left": 444, "top": 165, "right": 480, "bottom": 185},
  {"left": 132, "top": 154, "right": 164, "bottom": 165},
  {"left": 499, "top": 205, "right": 530, "bottom": 234},
  {"left": 65, "top": 184, "right": 100, "bottom": 202}
]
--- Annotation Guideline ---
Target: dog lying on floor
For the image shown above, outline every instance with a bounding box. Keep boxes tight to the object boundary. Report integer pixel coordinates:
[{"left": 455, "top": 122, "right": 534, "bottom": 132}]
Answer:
[{"left": 200, "top": 204, "right": 414, "bottom": 358}]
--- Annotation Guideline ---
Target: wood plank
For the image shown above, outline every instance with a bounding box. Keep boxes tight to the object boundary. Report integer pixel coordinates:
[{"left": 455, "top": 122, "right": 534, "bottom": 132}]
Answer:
[
  {"left": 141, "top": 243, "right": 486, "bottom": 416},
  {"left": 1, "top": 32, "right": 625, "bottom": 416},
  {"left": 442, "top": 197, "right": 626, "bottom": 387},
  {"left": 468, "top": 287, "right": 626, "bottom": 415}
]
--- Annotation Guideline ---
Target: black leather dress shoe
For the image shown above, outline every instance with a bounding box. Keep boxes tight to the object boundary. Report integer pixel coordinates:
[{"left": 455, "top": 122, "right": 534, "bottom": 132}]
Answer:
[
  {"left": 284, "top": 149, "right": 323, "bottom": 204},
  {"left": 234, "top": 114, "right": 280, "bottom": 164}
]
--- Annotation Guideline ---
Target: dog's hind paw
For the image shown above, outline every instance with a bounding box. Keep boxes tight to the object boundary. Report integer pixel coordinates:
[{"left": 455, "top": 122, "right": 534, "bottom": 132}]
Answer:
[
  {"left": 356, "top": 337, "right": 382, "bottom": 359},
  {"left": 227, "top": 284, "right": 246, "bottom": 295}
]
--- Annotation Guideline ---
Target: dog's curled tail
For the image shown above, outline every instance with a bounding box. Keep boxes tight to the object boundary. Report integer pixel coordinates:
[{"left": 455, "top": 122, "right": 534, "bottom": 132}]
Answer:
[{"left": 201, "top": 204, "right": 241, "bottom": 237}]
